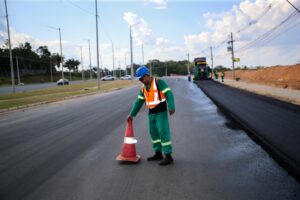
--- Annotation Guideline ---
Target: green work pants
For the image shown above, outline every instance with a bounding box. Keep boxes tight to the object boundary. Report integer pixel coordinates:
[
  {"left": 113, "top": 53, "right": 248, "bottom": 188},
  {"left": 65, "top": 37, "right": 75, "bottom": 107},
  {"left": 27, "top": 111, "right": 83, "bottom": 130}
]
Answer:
[{"left": 148, "top": 111, "right": 172, "bottom": 154}]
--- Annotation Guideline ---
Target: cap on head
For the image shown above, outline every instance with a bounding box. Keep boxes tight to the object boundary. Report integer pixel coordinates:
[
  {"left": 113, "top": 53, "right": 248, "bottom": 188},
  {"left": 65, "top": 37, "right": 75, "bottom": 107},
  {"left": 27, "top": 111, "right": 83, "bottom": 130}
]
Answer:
[{"left": 134, "top": 65, "right": 149, "bottom": 79}]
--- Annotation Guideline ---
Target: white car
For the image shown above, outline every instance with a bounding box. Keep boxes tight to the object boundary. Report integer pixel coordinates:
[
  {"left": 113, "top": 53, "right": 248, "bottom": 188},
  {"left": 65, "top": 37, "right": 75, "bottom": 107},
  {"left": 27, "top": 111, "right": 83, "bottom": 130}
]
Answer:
[
  {"left": 56, "top": 78, "right": 69, "bottom": 85},
  {"left": 101, "top": 75, "right": 116, "bottom": 81},
  {"left": 120, "top": 75, "right": 132, "bottom": 80}
]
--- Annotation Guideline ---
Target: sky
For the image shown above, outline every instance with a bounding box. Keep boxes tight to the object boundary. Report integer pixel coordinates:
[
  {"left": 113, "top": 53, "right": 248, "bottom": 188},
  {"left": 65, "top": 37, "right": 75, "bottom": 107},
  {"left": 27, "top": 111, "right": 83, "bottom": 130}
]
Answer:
[{"left": 0, "top": 0, "right": 300, "bottom": 71}]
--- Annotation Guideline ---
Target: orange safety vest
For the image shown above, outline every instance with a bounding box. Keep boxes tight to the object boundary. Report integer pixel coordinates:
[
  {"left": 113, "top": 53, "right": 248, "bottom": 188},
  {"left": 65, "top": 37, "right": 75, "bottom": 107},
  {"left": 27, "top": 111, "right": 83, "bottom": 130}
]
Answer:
[{"left": 142, "top": 78, "right": 166, "bottom": 109}]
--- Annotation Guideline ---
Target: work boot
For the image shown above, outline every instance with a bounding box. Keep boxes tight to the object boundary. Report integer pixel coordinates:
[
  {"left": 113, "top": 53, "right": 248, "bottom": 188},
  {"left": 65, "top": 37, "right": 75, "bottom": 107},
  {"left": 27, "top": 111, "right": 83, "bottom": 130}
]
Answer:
[
  {"left": 147, "top": 151, "right": 163, "bottom": 161},
  {"left": 159, "top": 154, "right": 174, "bottom": 166}
]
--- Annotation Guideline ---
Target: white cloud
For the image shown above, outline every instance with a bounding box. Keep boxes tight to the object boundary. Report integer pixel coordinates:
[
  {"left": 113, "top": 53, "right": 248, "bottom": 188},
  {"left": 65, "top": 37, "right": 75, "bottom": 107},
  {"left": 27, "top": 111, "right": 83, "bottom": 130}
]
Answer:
[
  {"left": 0, "top": 28, "right": 66, "bottom": 53},
  {"left": 0, "top": 27, "right": 119, "bottom": 70},
  {"left": 156, "top": 37, "right": 169, "bottom": 47},
  {"left": 123, "top": 11, "right": 170, "bottom": 48},
  {"left": 143, "top": 0, "right": 167, "bottom": 9},
  {"left": 184, "top": 0, "right": 300, "bottom": 67},
  {"left": 123, "top": 12, "right": 156, "bottom": 46},
  {"left": 123, "top": 11, "right": 184, "bottom": 62}
]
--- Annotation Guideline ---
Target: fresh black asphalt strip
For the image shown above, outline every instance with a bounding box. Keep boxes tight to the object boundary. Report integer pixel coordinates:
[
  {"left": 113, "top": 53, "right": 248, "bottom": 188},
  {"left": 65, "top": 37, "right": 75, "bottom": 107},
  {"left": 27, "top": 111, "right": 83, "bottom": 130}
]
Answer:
[{"left": 195, "top": 80, "right": 300, "bottom": 181}]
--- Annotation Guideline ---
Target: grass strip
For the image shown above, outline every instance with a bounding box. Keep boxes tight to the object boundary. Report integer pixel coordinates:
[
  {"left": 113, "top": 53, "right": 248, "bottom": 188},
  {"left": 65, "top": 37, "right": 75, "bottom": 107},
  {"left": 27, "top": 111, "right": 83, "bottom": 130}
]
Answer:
[{"left": 0, "top": 80, "right": 138, "bottom": 110}]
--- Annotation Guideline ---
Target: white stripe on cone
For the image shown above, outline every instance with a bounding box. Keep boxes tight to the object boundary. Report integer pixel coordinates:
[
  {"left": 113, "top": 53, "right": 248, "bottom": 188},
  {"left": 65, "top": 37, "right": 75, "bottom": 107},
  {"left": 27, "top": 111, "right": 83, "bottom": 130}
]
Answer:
[{"left": 124, "top": 137, "right": 137, "bottom": 144}]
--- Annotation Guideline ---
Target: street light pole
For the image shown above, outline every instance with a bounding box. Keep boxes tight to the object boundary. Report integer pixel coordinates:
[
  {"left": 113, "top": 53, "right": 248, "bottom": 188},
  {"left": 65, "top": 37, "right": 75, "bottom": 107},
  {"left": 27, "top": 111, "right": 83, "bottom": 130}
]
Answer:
[
  {"left": 95, "top": 0, "right": 100, "bottom": 90},
  {"left": 129, "top": 22, "right": 141, "bottom": 78},
  {"left": 112, "top": 42, "right": 115, "bottom": 77},
  {"left": 80, "top": 46, "right": 84, "bottom": 81},
  {"left": 58, "top": 28, "right": 64, "bottom": 85},
  {"left": 124, "top": 53, "right": 127, "bottom": 75},
  {"left": 49, "top": 26, "right": 64, "bottom": 85},
  {"left": 130, "top": 25, "right": 133, "bottom": 77},
  {"left": 4, "top": 0, "right": 15, "bottom": 93},
  {"left": 88, "top": 39, "right": 92, "bottom": 80}
]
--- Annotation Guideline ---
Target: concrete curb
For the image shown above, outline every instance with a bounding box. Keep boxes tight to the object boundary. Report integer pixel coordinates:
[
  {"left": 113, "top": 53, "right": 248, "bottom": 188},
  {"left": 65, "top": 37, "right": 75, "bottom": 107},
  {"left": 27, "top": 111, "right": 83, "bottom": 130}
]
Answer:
[{"left": 195, "top": 80, "right": 300, "bottom": 182}]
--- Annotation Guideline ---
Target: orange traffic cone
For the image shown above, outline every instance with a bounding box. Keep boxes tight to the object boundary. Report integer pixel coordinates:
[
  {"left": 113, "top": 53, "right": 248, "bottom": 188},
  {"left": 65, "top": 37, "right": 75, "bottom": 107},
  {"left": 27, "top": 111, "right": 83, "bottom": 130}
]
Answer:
[{"left": 116, "top": 119, "right": 141, "bottom": 162}]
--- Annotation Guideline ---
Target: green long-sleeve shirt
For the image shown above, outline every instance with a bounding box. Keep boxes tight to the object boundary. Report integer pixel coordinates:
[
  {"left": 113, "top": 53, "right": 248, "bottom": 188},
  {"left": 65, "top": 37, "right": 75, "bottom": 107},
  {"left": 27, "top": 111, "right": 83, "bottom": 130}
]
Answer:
[{"left": 129, "top": 78, "right": 175, "bottom": 117}]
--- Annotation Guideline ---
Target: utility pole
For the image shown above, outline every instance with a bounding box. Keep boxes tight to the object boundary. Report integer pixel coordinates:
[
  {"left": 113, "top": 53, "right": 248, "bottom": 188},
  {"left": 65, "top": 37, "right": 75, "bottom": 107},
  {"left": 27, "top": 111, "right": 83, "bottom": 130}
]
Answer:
[
  {"left": 16, "top": 56, "right": 20, "bottom": 85},
  {"left": 229, "top": 32, "right": 235, "bottom": 79},
  {"left": 95, "top": 0, "right": 100, "bottom": 90},
  {"left": 88, "top": 39, "right": 92, "bottom": 80},
  {"left": 142, "top": 43, "right": 144, "bottom": 64},
  {"left": 186, "top": 53, "right": 190, "bottom": 75},
  {"left": 112, "top": 42, "right": 115, "bottom": 77},
  {"left": 4, "top": 0, "right": 15, "bottom": 93},
  {"left": 210, "top": 46, "right": 214, "bottom": 69},
  {"left": 80, "top": 46, "right": 84, "bottom": 81}
]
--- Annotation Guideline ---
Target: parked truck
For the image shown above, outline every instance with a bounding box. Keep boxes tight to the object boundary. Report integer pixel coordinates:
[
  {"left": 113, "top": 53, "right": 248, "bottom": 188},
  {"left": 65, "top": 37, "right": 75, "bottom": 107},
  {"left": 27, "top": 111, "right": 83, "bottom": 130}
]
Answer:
[{"left": 193, "top": 57, "right": 211, "bottom": 80}]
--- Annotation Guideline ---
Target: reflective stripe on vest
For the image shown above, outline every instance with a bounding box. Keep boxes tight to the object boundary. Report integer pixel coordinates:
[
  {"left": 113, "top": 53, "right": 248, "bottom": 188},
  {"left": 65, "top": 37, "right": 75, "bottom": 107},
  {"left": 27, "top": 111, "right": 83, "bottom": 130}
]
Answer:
[{"left": 142, "top": 78, "right": 166, "bottom": 109}]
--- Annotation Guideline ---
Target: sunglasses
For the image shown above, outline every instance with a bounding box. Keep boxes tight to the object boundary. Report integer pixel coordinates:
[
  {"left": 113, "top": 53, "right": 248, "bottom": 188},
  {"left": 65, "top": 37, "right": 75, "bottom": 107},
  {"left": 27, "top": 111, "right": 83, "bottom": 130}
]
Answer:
[{"left": 139, "top": 76, "right": 145, "bottom": 81}]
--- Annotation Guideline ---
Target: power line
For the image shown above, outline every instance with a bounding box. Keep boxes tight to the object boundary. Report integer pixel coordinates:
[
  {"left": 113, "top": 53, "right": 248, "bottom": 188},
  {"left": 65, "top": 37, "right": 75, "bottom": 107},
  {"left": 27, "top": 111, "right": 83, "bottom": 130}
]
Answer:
[
  {"left": 235, "top": 10, "right": 299, "bottom": 53},
  {"left": 286, "top": 0, "right": 300, "bottom": 13},
  {"left": 66, "top": 0, "right": 114, "bottom": 45},
  {"left": 192, "top": 1, "right": 276, "bottom": 58},
  {"left": 66, "top": 0, "right": 94, "bottom": 16},
  {"left": 99, "top": 18, "right": 112, "bottom": 43},
  {"left": 190, "top": 1, "right": 278, "bottom": 62},
  {"left": 236, "top": 19, "right": 300, "bottom": 58},
  {"left": 237, "top": 11, "right": 298, "bottom": 51},
  {"left": 237, "top": 3, "right": 274, "bottom": 34}
]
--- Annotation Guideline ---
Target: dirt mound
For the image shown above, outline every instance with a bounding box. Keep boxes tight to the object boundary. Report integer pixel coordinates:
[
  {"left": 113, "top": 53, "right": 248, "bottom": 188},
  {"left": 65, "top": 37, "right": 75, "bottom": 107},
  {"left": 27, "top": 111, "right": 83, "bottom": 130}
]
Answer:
[{"left": 225, "top": 64, "right": 300, "bottom": 90}]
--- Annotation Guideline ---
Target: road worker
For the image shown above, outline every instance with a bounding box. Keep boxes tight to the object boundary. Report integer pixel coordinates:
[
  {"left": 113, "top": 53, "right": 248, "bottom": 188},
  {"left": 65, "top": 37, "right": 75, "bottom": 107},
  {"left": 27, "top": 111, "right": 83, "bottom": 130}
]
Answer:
[
  {"left": 127, "top": 66, "right": 175, "bottom": 166},
  {"left": 214, "top": 69, "right": 219, "bottom": 80},
  {"left": 221, "top": 70, "right": 225, "bottom": 82}
]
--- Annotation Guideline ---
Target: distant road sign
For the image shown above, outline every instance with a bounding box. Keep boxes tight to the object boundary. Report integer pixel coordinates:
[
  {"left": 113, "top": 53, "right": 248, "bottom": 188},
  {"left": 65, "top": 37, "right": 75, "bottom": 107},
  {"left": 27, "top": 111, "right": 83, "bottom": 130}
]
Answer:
[{"left": 234, "top": 58, "right": 240, "bottom": 62}]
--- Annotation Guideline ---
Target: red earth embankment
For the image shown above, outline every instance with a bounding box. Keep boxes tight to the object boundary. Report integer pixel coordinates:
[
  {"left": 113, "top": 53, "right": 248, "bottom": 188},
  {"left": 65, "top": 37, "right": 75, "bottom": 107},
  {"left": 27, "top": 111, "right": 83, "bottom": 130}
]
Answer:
[{"left": 225, "top": 64, "right": 300, "bottom": 90}]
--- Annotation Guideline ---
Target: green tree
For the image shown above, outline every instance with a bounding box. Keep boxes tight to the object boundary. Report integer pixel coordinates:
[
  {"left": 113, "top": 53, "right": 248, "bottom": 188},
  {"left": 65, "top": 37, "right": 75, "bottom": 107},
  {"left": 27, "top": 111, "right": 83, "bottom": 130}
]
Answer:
[
  {"left": 37, "top": 46, "right": 51, "bottom": 59},
  {"left": 51, "top": 53, "right": 63, "bottom": 69},
  {"left": 64, "top": 59, "right": 80, "bottom": 72}
]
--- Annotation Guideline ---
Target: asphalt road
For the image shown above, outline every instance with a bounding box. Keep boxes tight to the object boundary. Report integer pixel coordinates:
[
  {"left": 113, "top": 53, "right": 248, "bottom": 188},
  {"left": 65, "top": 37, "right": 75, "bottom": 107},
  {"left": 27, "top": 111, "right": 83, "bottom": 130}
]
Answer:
[
  {"left": 0, "top": 77, "right": 299, "bottom": 200},
  {"left": 195, "top": 80, "right": 300, "bottom": 178},
  {"left": 0, "top": 80, "right": 88, "bottom": 94}
]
